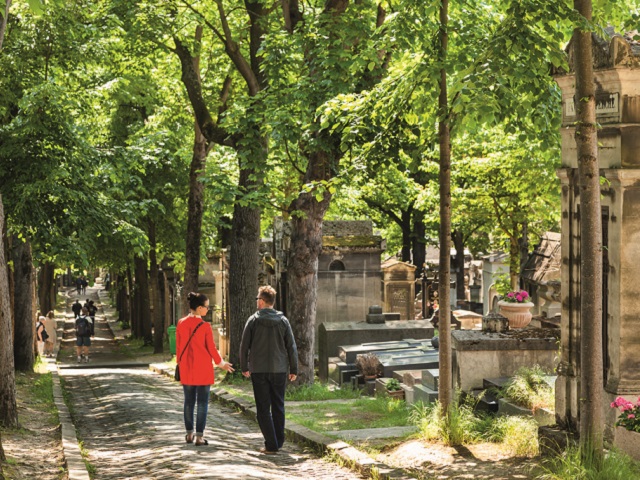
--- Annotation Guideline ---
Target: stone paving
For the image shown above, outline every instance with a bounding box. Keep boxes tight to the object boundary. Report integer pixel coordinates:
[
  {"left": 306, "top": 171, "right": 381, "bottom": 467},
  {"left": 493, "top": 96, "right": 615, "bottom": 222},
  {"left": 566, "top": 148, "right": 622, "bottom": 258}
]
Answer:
[{"left": 57, "top": 287, "right": 366, "bottom": 480}]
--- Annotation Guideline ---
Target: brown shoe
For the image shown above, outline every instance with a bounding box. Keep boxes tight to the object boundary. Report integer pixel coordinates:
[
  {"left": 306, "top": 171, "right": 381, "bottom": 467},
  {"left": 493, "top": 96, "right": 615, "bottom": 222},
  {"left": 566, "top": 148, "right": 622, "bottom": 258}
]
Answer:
[{"left": 259, "top": 447, "right": 278, "bottom": 455}]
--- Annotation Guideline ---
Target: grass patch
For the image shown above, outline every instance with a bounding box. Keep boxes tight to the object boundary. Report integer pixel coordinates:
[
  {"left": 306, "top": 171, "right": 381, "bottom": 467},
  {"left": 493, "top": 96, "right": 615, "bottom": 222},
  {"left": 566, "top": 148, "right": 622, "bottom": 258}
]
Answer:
[
  {"left": 15, "top": 370, "right": 57, "bottom": 425},
  {"left": 533, "top": 444, "right": 640, "bottom": 479},
  {"left": 285, "top": 382, "right": 362, "bottom": 401},
  {"left": 409, "top": 399, "right": 538, "bottom": 455},
  {"left": 499, "top": 365, "right": 555, "bottom": 412},
  {"left": 287, "top": 397, "right": 410, "bottom": 432}
]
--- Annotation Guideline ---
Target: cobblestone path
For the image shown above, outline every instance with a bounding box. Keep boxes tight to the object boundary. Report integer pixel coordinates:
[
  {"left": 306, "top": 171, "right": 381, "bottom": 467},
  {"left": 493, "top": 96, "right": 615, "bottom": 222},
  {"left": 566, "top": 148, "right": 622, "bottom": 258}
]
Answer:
[{"left": 59, "top": 289, "right": 364, "bottom": 480}]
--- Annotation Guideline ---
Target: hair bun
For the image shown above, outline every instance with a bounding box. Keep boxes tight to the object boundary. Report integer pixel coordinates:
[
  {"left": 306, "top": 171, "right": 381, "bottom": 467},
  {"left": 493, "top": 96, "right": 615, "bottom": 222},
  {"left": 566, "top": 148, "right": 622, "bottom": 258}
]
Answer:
[{"left": 187, "top": 292, "right": 197, "bottom": 301}]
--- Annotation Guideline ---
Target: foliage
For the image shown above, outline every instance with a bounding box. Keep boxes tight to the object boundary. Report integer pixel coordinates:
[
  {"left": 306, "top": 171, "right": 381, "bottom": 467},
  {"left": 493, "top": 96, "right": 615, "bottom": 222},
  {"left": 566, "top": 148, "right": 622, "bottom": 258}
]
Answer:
[
  {"left": 385, "top": 378, "right": 402, "bottom": 392},
  {"left": 611, "top": 396, "right": 640, "bottom": 432},
  {"left": 533, "top": 443, "right": 640, "bottom": 480},
  {"left": 502, "top": 290, "right": 532, "bottom": 304},
  {"left": 500, "top": 366, "right": 555, "bottom": 412}
]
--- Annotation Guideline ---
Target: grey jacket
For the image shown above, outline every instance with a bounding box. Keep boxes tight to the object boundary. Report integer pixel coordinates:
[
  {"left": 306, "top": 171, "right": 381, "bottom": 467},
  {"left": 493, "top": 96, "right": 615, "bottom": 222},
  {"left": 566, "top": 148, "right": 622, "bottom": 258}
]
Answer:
[{"left": 240, "top": 308, "right": 298, "bottom": 375}]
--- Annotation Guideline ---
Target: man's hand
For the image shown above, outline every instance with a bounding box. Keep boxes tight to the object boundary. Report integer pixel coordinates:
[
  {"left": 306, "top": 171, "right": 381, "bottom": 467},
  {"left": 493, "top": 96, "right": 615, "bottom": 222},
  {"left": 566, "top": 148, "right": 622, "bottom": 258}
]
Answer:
[
  {"left": 242, "top": 371, "right": 251, "bottom": 378},
  {"left": 288, "top": 374, "right": 297, "bottom": 382}
]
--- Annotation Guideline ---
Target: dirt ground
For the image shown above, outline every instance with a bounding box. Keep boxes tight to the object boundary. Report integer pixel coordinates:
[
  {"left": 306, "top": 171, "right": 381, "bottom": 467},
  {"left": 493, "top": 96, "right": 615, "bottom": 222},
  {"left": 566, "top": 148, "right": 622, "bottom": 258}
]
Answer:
[
  {"left": 376, "top": 439, "right": 535, "bottom": 479},
  {"left": 1, "top": 370, "right": 67, "bottom": 480}
]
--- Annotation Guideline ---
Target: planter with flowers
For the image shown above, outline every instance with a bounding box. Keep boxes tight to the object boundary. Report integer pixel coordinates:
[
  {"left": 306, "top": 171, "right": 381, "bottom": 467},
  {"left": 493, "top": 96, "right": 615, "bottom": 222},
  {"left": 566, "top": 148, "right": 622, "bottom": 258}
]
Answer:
[
  {"left": 611, "top": 396, "right": 640, "bottom": 460},
  {"left": 498, "top": 290, "right": 534, "bottom": 328}
]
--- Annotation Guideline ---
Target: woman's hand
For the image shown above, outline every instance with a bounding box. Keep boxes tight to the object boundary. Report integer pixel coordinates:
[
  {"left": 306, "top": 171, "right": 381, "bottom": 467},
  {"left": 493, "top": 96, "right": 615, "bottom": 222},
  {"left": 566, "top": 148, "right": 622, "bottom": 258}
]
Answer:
[{"left": 219, "top": 361, "right": 235, "bottom": 373}]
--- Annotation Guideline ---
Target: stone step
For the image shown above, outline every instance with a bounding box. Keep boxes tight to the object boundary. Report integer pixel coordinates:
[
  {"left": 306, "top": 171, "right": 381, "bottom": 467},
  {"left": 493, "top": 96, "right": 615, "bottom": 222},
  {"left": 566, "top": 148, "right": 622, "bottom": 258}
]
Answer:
[
  {"left": 422, "top": 368, "right": 439, "bottom": 390},
  {"left": 412, "top": 384, "right": 438, "bottom": 405},
  {"left": 392, "top": 369, "right": 423, "bottom": 387},
  {"left": 483, "top": 377, "right": 512, "bottom": 390},
  {"left": 467, "top": 389, "right": 499, "bottom": 414}
]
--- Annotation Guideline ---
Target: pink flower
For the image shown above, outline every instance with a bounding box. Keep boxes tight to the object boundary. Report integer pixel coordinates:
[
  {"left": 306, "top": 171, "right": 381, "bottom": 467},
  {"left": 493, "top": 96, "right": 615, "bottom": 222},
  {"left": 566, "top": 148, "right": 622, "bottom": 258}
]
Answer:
[
  {"left": 629, "top": 414, "right": 636, "bottom": 419},
  {"left": 507, "top": 292, "right": 515, "bottom": 298}
]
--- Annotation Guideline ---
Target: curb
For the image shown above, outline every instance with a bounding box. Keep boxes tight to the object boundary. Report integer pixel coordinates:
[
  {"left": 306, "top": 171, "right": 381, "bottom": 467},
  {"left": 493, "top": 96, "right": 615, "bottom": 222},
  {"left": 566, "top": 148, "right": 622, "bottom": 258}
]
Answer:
[{"left": 149, "top": 364, "right": 416, "bottom": 480}]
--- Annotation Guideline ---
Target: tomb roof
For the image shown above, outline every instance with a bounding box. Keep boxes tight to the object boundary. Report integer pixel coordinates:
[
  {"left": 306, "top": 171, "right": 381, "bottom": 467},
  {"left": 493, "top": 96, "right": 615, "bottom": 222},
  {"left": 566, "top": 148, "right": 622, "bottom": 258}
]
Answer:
[{"left": 521, "top": 232, "right": 561, "bottom": 285}]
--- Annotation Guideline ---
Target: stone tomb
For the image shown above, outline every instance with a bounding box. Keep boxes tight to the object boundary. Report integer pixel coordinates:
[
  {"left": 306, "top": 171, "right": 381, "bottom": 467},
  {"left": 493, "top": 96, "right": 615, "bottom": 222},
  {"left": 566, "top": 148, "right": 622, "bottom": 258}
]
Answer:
[
  {"left": 318, "top": 320, "right": 434, "bottom": 381},
  {"left": 452, "top": 329, "right": 559, "bottom": 391}
]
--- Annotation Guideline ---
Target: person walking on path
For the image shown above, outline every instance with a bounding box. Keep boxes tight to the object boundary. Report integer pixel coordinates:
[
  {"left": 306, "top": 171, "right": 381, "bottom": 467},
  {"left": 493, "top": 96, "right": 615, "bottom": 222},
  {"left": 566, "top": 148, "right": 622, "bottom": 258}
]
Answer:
[
  {"left": 36, "top": 315, "right": 48, "bottom": 357},
  {"left": 240, "top": 285, "right": 298, "bottom": 455},
  {"left": 176, "top": 292, "right": 234, "bottom": 446},
  {"left": 72, "top": 299, "right": 82, "bottom": 318},
  {"left": 75, "top": 307, "right": 94, "bottom": 363},
  {"left": 43, "top": 310, "right": 57, "bottom": 358}
]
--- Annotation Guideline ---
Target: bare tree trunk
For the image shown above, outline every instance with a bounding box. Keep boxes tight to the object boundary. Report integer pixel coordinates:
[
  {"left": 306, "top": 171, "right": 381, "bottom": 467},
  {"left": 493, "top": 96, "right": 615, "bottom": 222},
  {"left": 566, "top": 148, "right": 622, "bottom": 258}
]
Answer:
[
  {"left": 574, "top": 0, "right": 603, "bottom": 454},
  {"left": 37, "top": 262, "right": 55, "bottom": 315},
  {"left": 400, "top": 209, "right": 412, "bottom": 262},
  {"left": 509, "top": 234, "right": 520, "bottom": 290},
  {"left": 11, "top": 236, "right": 34, "bottom": 371},
  {"left": 134, "top": 256, "right": 152, "bottom": 345},
  {"left": 182, "top": 26, "right": 209, "bottom": 311},
  {"left": 452, "top": 230, "right": 465, "bottom": 302},
  {"left": 437, "top": 0, "right": 453, "bottom": 413},
  {"left": 287, "top": 149, "right": 333, "bottom": 385},
  {"left": 228, "top": 166, "right": 262, "bottom": 368},
  {"left": 149, "top": 221, "right": 163, "bottom": 353},
  {"left": 0, "top": 196, "right": 18, "bottom": 428},
  {"left": 0, "top": 0, "right": 11, "bottom": 52},
  {"left": 412, "top": 209, "right": 426, "bottom": 286}
]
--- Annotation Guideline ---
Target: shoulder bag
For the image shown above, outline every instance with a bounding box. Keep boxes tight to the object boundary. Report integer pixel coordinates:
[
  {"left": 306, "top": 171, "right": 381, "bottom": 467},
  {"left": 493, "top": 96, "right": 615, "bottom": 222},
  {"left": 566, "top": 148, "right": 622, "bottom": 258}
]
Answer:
[{"left": 175, "top": 321, "right": 204, "bottom": 381}]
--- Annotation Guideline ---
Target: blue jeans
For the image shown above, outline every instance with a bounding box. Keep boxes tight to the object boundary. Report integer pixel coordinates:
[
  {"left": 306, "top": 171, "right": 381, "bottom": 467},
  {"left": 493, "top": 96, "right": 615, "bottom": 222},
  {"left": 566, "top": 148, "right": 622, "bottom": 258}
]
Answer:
[
  {"left": 251, "top": 372, "right": 287, "bottom": 451},
  {"left": 183, "top": 385, "right": 210, "bottom": 437}
]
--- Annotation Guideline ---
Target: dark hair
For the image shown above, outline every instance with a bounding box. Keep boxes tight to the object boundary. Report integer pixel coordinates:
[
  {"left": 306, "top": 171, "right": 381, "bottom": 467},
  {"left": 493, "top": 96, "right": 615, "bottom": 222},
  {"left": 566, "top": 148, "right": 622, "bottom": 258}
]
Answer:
[
  {"left": 187, "top": 292, "right": 208, "bottom": 311},
  {"left": 257, "top": 285, "right": 276, "bottom": 306},
  {"left": 46, "top": 311, "right": 54, "bottom": 319}
]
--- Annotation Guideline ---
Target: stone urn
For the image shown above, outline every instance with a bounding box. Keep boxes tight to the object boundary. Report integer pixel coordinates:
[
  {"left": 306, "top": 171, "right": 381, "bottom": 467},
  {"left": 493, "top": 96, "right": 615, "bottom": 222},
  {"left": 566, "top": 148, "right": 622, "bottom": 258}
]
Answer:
[{"left": 497, "top": 301, "right": 534, "bottom": 329}]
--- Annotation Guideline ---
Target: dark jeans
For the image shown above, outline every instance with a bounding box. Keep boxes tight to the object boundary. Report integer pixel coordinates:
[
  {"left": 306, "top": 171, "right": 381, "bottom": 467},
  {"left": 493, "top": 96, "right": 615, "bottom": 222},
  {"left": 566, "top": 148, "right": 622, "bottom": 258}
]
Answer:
[
  {"left": 183, "top": 385, "right": 210, "bottom": 436},
  {"left": 251, "top": 372, "right": 287, "bottom": 451}
]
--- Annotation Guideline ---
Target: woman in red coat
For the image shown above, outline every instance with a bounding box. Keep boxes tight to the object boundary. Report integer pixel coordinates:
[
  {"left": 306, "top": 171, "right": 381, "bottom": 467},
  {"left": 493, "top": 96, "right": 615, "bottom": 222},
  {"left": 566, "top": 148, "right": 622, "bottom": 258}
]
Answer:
[{"left": 176, "top": 292, "right": 234, "bottom": 446}]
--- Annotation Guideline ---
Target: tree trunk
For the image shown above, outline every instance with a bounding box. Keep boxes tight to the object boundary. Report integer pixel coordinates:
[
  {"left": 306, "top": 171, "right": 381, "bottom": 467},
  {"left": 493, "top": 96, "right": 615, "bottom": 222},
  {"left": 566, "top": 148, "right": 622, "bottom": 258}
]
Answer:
[
  {"left": 400, "top": 209, "right": 412, "bottom": 262},
  {"left": 0, "top": 0, "right": 11, "bottom": 52},
  {"left": 149, "top": 221, "right": 163, "bottom": 353},
  {"left": 124, "top": 268, "right": 133, "bottom": 328},
  {"left": 437, "top": 0, "right": 453, "bottom": 413},
  {"left": 0, "top": 196, "right": 18, "bottom": 428},
  {"left": 509, "top": 234, "right": 520, "bottom": 291},
  {"left": 134, "top": 256, "right": 152, "bottom": 345},
  {"left": 228, "top": 166, "right": 262, "bottom": 369},
  {"left": 288, "top": 149, "right": 333, "bottom": 385},
  {"left": 182, "top": 28, "right": 210, "bottom": 310},
  {"left": 574, "top": 0, "right": 603, "bottom": 453},
  {"left": 37, "top": 262, "right": 56, "bottom": 316},
  {"left": 452, "top": 230, "right": 465, "bottom": 302},
  {"left": 11, "top": 236, "right": 34, "bottom": 371},
  {"left": 412, "top": 209, "right": 426, "bottom": 291},
  {"left": 519, "top": 221, "right": 529, "bottom": 287}
]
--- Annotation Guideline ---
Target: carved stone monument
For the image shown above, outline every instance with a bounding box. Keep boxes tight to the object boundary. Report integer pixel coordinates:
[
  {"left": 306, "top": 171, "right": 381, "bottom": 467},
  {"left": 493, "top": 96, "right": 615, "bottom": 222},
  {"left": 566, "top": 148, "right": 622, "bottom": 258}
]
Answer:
[
  {"left": 382, "top": 259, "right": 416, "bottom": 320},
  {"left": 553, "top": 30, "right": 640, "bottom": 435}
]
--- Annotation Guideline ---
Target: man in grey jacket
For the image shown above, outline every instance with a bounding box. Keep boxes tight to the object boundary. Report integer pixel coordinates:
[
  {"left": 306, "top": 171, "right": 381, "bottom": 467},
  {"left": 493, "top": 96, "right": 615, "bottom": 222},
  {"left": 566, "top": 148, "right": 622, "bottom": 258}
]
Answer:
[{"left": 240, "top": 285, "right": 298, "bottom": 454}]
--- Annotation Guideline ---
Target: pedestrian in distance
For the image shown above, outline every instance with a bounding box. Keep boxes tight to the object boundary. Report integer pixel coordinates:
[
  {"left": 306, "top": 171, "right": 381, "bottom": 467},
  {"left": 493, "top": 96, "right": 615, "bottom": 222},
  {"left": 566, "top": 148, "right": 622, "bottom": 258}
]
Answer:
[
  {"left": 36, "top": 315, "right": 48, "bottom": 357},
  {"left": 176, "top": 292, "right": 234, "bottom": 446},
  {"left": 75, "top": 276, "right": 82, "bottom": 295},
  {"left": 81, "top": 276, "right": 88, "bottom": 295},
  {"left": 87, "top": 300, "right": 97, "bottom": 323},
  {"left": 72, "top": 299, "right": 82, "bottom": 318},
  {"left": 240, "top": 285, "right": 298, "bottom": 455},
  {"left": 75, "top": 307, "right": 94, "bottom": 363},
  {"left": 43, "top": 310, "right": 57, "bottom": 358}
]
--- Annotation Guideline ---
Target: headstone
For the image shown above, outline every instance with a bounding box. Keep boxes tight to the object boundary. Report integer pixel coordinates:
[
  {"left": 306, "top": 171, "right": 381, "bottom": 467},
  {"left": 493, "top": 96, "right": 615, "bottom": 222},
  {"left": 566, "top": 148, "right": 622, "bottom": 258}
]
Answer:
[
  {"left": 366, "top": 305, "right": 385, "bottom": 324},
  {"left": 482, "top": 312, "right": 509, "bottom": 333},
  {"left": 382, "top": 259, "right": 416, "bottom": 320}
]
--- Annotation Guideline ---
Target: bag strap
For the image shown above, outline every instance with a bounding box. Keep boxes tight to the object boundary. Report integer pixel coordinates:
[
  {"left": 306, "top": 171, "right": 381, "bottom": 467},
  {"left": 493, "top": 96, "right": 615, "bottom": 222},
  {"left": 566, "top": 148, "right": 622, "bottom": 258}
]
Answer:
[{"left": 177, "top": 321, "right": 205, "bottom": 364}]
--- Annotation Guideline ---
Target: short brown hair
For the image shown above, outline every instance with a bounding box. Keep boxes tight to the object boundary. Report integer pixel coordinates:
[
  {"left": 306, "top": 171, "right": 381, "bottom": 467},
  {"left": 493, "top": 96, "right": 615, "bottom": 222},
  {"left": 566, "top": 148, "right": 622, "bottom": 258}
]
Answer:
[{"left": 257, "top": 285, "right": 276, "bottom": 306}]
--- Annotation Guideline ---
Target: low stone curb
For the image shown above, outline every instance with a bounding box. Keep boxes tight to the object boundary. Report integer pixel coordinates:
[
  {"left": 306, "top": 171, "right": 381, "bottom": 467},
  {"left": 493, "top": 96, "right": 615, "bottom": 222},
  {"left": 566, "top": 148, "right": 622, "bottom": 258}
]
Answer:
[
  {"left": 150, "top": 364, "right": 416, "bottom": 480},
  {"left": 46, "top": 315, "right": 91, "bottom": 480}
]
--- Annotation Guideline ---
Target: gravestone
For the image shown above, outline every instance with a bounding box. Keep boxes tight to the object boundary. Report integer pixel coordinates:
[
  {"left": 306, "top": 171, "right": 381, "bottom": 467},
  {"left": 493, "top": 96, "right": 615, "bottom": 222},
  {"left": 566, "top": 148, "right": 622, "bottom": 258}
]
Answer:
[{"left": 382, "top": 259, "right": 416, "bottom": 320}]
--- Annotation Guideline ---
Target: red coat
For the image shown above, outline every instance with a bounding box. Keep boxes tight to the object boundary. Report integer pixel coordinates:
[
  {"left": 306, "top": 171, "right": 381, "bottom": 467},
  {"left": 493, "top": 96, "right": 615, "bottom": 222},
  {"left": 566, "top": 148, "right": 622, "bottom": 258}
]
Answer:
[{"left": 176, "top": 315, "right": 223, "bottom": 386}]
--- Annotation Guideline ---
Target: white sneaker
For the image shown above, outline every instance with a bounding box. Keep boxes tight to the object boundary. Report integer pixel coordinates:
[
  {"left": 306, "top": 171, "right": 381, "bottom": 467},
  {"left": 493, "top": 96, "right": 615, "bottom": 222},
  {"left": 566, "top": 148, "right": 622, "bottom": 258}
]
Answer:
[
  {"left": 77, "top": 356, "right": 82, "bottom": 363},
  {"left": 84, "top": 356, "right": 89, "bottom": 363}
]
